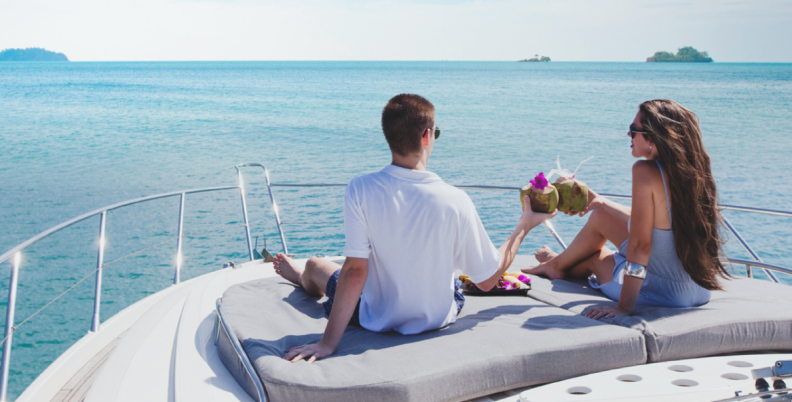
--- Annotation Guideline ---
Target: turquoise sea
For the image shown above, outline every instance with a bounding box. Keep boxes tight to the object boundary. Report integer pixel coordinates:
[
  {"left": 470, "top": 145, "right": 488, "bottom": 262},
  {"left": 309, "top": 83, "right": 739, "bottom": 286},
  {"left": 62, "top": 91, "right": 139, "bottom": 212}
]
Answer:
[{"left": 1, "top": 61, "right": 791, "bottom": 398}]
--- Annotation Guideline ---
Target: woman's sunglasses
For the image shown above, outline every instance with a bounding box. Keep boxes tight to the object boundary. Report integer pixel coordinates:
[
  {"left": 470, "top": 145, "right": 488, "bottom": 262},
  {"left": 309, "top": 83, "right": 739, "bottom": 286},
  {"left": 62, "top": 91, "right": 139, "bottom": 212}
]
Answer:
[{"left": 629, "top": 124, "right": 647, "bottom": 139}]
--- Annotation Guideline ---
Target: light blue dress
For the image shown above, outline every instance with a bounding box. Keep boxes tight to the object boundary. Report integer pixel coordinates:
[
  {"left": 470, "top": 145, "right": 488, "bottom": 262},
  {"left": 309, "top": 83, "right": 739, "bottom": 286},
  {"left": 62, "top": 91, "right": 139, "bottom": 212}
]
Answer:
[{"left": 589, "top": 161, "right": 711, "bottom": 308}]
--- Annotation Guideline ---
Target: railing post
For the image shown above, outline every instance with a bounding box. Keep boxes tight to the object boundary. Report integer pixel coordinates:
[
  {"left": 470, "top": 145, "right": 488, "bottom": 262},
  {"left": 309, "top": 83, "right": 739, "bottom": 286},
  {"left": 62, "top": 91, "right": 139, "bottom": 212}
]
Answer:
[
  {"left": 262, "top": 168, "right": 289, "bottom": 255},
  {"left": 745, "top": 264, "right": 752, "bottom": 278},
  {"left": 236, "top": 171, "right": 255, "bottom": 262},
  {"left": 90, "top": 212, "right": 107, "bottom": 332},
  {"left": 721, "top": 214, "right": 778, "bottom": 283},
  {"left": 174, "top": 193, "right": 185, "bottom": 285},
  {"left": 543, "top": 221, "right": 567, "bottom": 250},
  {"left": 236, "top": 163, "right": 290, "bottom": 258},
  {"left": 0, "top": 253, "right": 21, "bottom": 402}
]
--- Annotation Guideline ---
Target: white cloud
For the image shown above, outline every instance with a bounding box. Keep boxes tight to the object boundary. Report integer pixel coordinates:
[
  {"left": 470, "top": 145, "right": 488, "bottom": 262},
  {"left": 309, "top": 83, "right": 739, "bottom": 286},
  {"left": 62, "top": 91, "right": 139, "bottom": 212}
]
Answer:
[{"left": 1, "top": 0, "right": 790, "bottom": 61}]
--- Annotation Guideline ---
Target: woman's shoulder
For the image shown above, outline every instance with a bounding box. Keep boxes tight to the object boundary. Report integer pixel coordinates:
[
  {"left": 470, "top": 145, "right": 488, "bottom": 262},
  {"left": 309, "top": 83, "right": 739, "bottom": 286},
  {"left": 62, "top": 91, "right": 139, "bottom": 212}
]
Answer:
[{"left": 632, "top": 160, "right": 661, "bottom": 180}]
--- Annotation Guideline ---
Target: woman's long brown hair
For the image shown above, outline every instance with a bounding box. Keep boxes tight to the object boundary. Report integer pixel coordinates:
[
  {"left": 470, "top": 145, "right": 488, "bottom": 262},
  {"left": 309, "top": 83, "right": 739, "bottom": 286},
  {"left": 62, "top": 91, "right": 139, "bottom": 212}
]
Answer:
[{"left": 639, "top": 99, "right": 730, "bottom": 291}]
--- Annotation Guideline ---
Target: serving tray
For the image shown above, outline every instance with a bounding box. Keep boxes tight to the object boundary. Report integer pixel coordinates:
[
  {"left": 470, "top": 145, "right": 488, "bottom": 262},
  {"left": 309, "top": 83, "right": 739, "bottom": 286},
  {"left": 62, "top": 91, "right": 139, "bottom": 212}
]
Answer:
[{"left": 463, "top": 282, "right": 531, "bottom": 296}]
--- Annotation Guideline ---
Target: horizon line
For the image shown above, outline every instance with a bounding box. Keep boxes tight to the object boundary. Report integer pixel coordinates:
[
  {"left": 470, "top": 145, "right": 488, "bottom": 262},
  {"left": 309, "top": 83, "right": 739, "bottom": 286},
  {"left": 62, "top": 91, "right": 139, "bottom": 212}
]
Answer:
[{"left": 3, "top": 60, "right": 791, "bottom": 64}]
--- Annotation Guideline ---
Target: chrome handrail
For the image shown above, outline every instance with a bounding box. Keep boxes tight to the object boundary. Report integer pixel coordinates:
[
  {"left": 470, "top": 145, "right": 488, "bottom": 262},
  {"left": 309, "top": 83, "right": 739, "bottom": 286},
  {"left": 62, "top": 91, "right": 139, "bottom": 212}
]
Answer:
[
  {"left": 237, "top": 164, "right": 290, "bottom": 257},
  {"left": 0, "top": 185, "right": 242, "bottom": 401},
  {"left": 721, "top": 215, "right": 779, "bottom": 283},
  {"left": 0, "top": 186, "right": 238, "bottom": 266},
  {"left": 726, "top": 258, "right": 792, "bottom": 277}
]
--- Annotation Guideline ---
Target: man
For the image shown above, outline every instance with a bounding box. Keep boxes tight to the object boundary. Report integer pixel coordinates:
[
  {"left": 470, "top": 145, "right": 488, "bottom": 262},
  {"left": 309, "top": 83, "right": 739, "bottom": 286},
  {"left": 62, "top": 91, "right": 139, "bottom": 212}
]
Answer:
[{"left": 273, "top": 94, "right": 554, "bottom": 363}]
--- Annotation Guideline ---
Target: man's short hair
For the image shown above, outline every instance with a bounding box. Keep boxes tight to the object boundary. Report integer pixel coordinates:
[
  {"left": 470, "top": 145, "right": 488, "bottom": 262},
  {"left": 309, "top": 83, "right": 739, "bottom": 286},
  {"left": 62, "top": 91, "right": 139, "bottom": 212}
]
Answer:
[{"left": 381, "top": 94, "right": 435, "bottom": 156}]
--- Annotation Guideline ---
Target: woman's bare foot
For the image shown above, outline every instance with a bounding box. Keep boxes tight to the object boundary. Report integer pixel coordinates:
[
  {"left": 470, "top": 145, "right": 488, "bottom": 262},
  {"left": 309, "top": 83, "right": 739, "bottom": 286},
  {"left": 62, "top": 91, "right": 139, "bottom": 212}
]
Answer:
[
  {"left": 522, "top": 247, "right": 566, "bottom": 280},
  {"left": 273, "top": 253, "right": 303, "bottom": 287},
  {"left": 534, "top": 245, "right": 558, "bottom": 263},
  {"left": 521, "top": 262, "right": 566, "bottom": 280}
]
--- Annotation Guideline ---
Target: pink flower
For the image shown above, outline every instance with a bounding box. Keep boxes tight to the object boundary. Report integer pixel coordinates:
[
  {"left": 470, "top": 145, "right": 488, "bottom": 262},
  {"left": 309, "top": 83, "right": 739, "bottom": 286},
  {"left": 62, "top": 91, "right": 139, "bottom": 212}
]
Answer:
[
  {"left": 530, "top": 172, "right": 548, "bottom": 190},
  {"left": 517, "top": 274, "right": 531, "bottom": 283}
]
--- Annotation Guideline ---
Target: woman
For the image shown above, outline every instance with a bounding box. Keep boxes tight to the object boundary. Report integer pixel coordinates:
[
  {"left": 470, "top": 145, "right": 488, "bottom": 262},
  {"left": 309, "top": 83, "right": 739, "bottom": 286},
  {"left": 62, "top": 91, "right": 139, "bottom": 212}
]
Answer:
[{"left": 524, "top": 99, "right": 730, "bottom": 319}]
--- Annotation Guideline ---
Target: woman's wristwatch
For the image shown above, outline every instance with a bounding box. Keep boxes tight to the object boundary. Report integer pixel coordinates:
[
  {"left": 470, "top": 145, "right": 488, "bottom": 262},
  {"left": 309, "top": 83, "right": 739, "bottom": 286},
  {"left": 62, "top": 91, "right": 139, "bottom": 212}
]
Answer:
[{"left": 624, "top": 262, "right": 647, "bottom": 279}]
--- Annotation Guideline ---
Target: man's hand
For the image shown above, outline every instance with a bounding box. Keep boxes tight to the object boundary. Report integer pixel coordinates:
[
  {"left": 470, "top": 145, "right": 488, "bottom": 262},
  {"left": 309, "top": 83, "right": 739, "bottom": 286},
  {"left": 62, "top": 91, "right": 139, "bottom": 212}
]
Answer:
[
  {"left": 284, "top": 341, "right": 335, "bottom": 363},
  {"left": 520, "top": 195, "right": 557, "bottom": 229},
  {"left": 585, "top": 305, "right": 629, "bottom": 320}
]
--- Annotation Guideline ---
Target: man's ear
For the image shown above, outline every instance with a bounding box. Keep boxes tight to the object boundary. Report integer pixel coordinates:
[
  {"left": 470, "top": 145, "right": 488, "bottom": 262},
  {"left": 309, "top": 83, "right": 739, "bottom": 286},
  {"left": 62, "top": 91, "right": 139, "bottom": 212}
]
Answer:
[{"left": 422, "top": 129, "right": 430, "bottom": 146}]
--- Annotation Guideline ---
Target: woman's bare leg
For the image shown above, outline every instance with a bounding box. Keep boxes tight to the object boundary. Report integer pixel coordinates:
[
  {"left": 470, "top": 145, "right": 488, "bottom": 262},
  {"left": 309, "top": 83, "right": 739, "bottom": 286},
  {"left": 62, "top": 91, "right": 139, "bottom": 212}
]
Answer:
[
  {"left": 565, "top": 248, "right": 616, "bottom": 284},
  {"left": 522, "top": 209, "right": 628, "bottom": 279}
]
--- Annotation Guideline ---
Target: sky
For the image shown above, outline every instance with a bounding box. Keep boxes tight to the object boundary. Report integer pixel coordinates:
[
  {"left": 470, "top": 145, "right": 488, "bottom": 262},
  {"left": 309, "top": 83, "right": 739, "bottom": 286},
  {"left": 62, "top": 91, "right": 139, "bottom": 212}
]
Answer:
[{"left": 1, "top": 0, "right": 791, "bottom": 62}]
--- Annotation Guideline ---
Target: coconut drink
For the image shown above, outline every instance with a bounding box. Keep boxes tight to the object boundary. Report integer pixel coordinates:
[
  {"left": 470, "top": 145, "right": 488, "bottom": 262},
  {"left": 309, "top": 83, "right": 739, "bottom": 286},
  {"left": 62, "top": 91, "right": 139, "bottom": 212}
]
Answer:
[
  {"left": 541, "top": 156, "right": 593, "bottom": 213},
  {"left": 552, "top": 177, "right": 589, "bottom": 213},
  {"left": 520, "top": 172, "right": 558, "bottom": 213}
]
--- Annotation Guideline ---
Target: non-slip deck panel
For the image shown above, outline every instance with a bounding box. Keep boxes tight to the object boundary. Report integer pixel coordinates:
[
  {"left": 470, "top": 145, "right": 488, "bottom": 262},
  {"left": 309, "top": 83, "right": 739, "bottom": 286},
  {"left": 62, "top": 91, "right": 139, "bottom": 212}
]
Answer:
[
  {"left": 218, "top": 277, "right": 646, "bottom": 402},
  {"left": 525, "top": 275, "right": 792, "bottom": 362}
]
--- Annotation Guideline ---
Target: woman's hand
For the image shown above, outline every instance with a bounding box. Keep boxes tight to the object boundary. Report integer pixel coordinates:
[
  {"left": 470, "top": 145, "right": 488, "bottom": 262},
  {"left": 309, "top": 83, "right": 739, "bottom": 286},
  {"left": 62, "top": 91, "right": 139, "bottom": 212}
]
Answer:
[
  {"left": 585, "top": 305, "right": 629, "bottom": 320},
  {"left": 521, "top": 195, "right": 557, "bottom": 230},
  {"left": 566, "top": 188, "right": 607, "bottom": 217}
]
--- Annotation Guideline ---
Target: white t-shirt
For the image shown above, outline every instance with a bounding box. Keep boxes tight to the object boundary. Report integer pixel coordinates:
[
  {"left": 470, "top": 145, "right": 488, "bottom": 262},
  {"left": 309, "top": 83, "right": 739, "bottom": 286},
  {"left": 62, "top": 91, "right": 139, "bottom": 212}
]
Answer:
[{"left": 343, "top": 165, "right": 502, "bottom": 335}]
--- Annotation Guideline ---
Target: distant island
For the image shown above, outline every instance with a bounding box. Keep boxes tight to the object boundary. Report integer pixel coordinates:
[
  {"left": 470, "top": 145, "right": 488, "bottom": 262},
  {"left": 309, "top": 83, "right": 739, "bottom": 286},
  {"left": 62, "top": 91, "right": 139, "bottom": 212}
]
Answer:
[
  {"left": 646, "top": 46, "right": 712, "bottom": 63},
  {"left": 519, "top": 54, "right": 551, "bottom": 62},
  {"left": 0, "top": 48, "right": 69, "bottom": 62}
]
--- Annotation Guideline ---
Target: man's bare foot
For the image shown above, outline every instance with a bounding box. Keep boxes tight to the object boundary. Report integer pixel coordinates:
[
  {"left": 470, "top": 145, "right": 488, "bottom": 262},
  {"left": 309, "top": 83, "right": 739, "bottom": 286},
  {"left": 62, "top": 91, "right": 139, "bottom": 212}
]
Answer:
[
  {"left": 522, "top": 260, "right": 566, "bottom": 280},
  {"left": 534, "top": 245, "right": 558, "bottom": 263},
  {"left": 273, "top": 253, "right": 303, "bottom": 287}
]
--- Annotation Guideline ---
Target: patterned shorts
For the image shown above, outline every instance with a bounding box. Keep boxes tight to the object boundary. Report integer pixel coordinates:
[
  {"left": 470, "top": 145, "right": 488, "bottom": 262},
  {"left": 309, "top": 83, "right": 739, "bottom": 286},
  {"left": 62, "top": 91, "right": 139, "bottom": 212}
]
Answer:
[{"left": 322, "top": 269, "right": 466, "bottom": 327}]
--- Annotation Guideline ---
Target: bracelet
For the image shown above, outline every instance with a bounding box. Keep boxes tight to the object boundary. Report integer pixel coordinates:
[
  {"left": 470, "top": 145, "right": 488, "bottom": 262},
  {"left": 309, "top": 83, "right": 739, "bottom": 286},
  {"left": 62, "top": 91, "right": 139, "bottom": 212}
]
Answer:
[{"left": 624, "top": 262, "right": 647, "bottom": 279}]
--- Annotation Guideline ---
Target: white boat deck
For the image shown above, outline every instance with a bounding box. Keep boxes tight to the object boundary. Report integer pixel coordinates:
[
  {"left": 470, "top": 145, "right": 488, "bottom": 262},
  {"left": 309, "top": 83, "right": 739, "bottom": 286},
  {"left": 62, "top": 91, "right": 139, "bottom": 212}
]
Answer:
[{"left": 20, "top": 258, "right": 278, "bottom": 402}]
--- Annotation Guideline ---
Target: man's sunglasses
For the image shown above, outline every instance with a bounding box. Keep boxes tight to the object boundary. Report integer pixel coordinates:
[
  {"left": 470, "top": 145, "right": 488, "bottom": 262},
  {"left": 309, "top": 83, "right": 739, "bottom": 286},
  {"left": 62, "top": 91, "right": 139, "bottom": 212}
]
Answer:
[
  {"left": 629, "top": 124, "right": 647, "bottom": 139},
  {"left": 429, "top": 126, "right": 441, "bottom": 140}
]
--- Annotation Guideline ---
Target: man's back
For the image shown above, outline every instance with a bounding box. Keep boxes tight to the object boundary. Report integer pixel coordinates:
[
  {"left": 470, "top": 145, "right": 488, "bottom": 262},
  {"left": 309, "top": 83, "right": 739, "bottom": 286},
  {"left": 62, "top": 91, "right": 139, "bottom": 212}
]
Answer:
[{"left": 344, "top": 165, "right": 501, "bottom": 334}]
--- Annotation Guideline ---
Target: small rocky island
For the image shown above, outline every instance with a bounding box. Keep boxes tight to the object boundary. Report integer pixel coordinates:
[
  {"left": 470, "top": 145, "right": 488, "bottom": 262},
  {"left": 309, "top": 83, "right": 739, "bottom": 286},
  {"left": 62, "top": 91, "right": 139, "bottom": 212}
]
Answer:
[
  {"left": 646, "top": 46, "right": 712, "bottom": 63},
  {"left": 0, "top": 48, "right": 69, "bottom": 61},
  {"left": 519, "top": 54, "right": 551, "bottom": 62}
]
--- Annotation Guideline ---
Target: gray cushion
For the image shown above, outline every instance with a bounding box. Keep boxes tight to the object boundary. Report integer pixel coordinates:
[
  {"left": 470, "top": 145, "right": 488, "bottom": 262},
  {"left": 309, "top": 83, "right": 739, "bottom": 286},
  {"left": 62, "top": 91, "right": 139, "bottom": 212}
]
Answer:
[
  {"left": 219, "top": 277, "right": 646, "bottom": 402},
  {"left": 521, "top": 272, "right": 792, "bottom": 363}
]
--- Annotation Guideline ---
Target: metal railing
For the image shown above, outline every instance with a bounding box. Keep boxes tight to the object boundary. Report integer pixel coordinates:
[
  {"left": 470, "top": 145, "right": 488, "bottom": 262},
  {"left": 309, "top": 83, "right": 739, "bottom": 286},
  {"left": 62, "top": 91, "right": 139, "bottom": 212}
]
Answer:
[
  {"left": 0, "top": 163, "right": 293, "bottom": 401},
  {"left": 1, "top": 167, "right": 791, "bottom": 400},
  {"left": 0, "top": 185, "right": 227, "bottom": 400}
]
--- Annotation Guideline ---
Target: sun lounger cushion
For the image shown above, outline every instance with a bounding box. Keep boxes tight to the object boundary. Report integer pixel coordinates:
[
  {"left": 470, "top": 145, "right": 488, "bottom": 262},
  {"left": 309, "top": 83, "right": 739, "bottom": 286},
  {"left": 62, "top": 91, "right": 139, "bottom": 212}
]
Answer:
[
  {"left": 218, "top": 276, "right": 646, "bottom": 402},
  {"left": 522, "top": 272, "right": 792, "bottom": 363}
]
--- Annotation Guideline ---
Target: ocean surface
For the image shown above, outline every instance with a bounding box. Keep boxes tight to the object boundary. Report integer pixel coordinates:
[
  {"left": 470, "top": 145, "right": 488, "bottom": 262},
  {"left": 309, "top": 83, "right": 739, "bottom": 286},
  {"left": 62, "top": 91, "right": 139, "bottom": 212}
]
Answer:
[{"left": 1, "top": 61, "right": 791, "bottom": 398}]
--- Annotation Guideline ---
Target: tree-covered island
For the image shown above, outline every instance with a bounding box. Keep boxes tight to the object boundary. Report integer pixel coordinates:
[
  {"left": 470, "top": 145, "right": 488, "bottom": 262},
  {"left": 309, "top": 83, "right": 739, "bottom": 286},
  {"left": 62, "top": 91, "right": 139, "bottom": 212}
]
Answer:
[
  {"left": 646, "top": 46, "right": 712, "bottom": 63},
  {"left": 519, "top": 54, "right": 551, "bottom": 62},
  {"left": 0, "top": 48, "right": 69, "bottom": 61}
]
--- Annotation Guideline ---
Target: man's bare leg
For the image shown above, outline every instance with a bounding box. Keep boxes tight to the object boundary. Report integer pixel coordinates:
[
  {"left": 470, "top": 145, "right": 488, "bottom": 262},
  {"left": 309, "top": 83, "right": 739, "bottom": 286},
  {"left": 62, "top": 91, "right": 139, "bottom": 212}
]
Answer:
[
  {"left": 274, "top": 253, "right": 341, "bottom": 297},
  {"left": 522, "top": 209, "right": 628, "bottom": 279}
]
